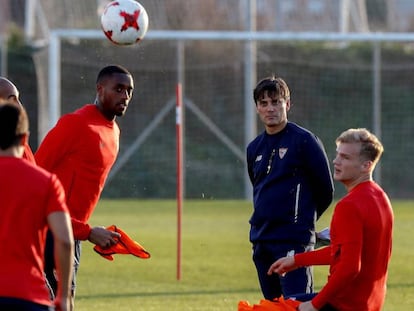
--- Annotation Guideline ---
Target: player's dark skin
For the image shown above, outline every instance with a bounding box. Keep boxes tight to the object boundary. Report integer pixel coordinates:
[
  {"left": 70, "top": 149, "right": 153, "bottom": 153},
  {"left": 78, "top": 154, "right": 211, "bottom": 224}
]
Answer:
[{"left": 95, "top": 72, "right": 134, "bottom": 121}]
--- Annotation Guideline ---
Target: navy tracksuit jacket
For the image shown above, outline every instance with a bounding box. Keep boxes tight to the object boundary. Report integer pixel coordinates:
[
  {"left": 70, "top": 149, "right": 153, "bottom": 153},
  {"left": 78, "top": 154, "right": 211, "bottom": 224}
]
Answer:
[{"left": 247, "top": 122, "right": 334, "bottom": 246}]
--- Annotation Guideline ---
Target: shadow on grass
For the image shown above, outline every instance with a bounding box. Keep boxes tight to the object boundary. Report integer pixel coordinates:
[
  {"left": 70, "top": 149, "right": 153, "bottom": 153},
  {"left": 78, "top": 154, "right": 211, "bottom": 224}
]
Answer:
[
  {"left": 387, "top": 282, "right": 414, "bottom": 289},
  {"left": 78, "top": 282, "right": 414, "bottom": 300},
  {"left": 77, "top": 288, "right": 260, "bottom": 300}
]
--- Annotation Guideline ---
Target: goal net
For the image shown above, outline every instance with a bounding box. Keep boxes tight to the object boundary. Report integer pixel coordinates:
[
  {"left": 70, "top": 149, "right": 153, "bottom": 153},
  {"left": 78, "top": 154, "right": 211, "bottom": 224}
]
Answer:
[{"left": 4, "top": 0, "right": 414, "bottom": 199}]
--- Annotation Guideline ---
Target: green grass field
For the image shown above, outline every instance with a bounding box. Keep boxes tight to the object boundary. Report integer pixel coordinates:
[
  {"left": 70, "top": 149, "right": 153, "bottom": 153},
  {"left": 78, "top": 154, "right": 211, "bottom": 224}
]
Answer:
[{"left": 75, "top": 199, "right": 414, "bottom": 310}]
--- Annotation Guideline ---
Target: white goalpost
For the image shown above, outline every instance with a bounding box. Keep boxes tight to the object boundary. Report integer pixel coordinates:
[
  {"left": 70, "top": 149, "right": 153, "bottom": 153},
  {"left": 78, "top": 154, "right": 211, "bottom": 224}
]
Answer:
[
  {"left": 47, "top": 28, "right": 414, "bottom": 184},
  {"left": 47, "top": 28, "right": 414, "bottom": 280},
  {"left": 46, "top": 28, "right": 414, "bottom": 204},
  {"left": 47, "top": 29, "right": 414, "bottom": 134}
]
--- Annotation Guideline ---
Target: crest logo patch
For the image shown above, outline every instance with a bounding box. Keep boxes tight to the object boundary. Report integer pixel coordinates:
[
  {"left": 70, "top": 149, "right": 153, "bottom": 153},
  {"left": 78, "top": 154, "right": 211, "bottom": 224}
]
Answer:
[{"left": 279, "top": 148, "right": 287, "bottom": 159}]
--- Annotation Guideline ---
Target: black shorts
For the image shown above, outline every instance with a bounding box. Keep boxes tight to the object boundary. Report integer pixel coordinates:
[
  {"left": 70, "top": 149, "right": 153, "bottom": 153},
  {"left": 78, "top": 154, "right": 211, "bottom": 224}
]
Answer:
[
  {"left": 320, "top": 304, "right": 338, "bottom": 311},
  {"left": 0, "top": 297, "right": 53, "bottom": 311}
]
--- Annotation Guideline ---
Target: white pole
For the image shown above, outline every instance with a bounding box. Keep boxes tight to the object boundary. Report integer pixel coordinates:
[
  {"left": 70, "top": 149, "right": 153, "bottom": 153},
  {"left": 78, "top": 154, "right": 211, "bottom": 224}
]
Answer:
[
  {"left": 372, "top": 42, "right": 382, "bottom": 184},
  {"left": 176, "top": 41, "right": 185, "bottom": 281},
  {"left": 244, "top": 0, "right": 257, "bottom": 200},
  {"left": 24, "top": 0, "right": 36, "bottom": 42},
  {"left": 339, "top": 0, "right": 350, "bottom": 33},
  {"left": 0, "top": 36, "right": 7, "bottom": 76},
  {"left": 48, "top": 32, "right": 61, "bottom": 131},
  {"left": 176, "top": 83, "right": 183, "bottom": 281}
]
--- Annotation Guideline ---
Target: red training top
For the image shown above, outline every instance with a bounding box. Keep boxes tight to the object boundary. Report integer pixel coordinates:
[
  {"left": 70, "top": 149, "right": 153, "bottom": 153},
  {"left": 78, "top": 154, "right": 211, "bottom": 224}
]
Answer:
[
  {"left": 0, "top": 157, "right": 68, "bottom": 306},
  {"left": 23, "top": 142, "right": 36, "bottom": 164},
  {"left": 35, "top": 104, "right": 120, "bottom": 240},
  {"left": 295, "top": 181, "right": 393, "bottom": 311}
]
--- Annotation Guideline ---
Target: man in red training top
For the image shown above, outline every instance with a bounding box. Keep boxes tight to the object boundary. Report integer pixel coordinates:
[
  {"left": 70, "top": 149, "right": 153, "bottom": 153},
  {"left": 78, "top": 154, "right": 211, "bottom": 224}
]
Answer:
[
  {"left": 35, "top": 65, "right": 134, "bottom": 310},
  {"left": 0, "top": 76, "right": 35, "bottom": 163},
  {"left": 268, "top": 128, "right": 393, "bottom": 311},
  {"left": 0, "top": 102, "right": 74, "bottom": 311}
]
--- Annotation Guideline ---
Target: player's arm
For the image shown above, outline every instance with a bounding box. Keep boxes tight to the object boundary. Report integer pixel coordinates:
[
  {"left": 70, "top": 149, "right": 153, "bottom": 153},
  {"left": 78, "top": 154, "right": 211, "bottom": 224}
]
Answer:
[
  {"left": 246, "top": 147, "right": 254, "bottom": 183},
  {"left": 311, "top": 240, "right": 362, "bottom": 309},
  {"left": 88, "top": 226, "right": 121, "bottom": 248},
  {"left": 304, "top": 134, "right": 334, "bottom": 218},
  {"left": 48, "top": 211, "right": 74, "bottom": 311},
  {"left": 267, "top": 246, "right": 331, "bottom": 276},
  {"left": 311, "top": 203, "right": 363, "bottom": 309},
  {"left": 71, "top": 218, "right": 92, "bottom": 240},
  {"left": 298, "top": 301, "right": 318, "bottom": 311},
  {"left": 45, "top": 175, "right": 74, "bottom": 311},
  {"left": 71, "top": 218, "right": 120, "bottom": 246}
]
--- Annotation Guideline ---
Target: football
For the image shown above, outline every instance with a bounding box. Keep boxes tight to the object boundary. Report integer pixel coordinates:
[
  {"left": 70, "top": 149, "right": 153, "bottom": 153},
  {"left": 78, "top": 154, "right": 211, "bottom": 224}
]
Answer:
[{"left": 101, "top": 0, "right": 149, "bottom": 45}]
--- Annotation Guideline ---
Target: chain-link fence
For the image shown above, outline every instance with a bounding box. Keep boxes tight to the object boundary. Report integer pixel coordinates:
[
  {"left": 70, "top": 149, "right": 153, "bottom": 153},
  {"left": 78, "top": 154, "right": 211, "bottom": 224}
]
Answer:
[
  {"left": 29, "top": 36, "right": 413, "bottom": 200},
  {"left": 2, "top": 0, "right": 414, "bottom": 200}
]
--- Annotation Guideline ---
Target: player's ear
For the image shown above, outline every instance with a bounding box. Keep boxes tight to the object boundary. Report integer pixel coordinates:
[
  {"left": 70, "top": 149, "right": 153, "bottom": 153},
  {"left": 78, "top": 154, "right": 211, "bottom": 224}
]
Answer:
[
  {"left": 361, "top": 160, "right": 373, "bottom": 172},
  {"left": 285, "top": 98, "right": 291, "bottom": 111},
  {"left": 96, "top": 83, "right": 103, "bottom": 94}
]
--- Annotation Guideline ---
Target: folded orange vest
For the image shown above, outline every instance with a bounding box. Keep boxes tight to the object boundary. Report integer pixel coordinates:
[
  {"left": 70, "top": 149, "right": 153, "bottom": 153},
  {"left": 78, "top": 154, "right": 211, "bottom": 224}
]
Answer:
[
  {"left": 93, "top": 225, "right": 150, "bottom": 261},
  {"left": 238, "top": 297, "right": 301, "bottom": 311}
]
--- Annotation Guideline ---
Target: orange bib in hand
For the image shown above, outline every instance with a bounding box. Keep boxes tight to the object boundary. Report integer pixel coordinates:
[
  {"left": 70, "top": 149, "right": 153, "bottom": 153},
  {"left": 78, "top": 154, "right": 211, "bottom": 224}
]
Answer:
[
  {"left": 238, "top": 297, "right": 300, "bottom": 311},
  {"left": 93, "top": 225, "right": 150, "bottom": 261}
]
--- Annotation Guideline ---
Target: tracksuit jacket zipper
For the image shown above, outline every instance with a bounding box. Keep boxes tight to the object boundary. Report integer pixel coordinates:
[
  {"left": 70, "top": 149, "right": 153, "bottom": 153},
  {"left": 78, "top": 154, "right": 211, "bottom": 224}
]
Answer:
[
  {"left": 267, "top": 147, "right": 300, "bottom": 223},
  {"left": 295, "top": 183, "right": 300, "bottom": 223}
]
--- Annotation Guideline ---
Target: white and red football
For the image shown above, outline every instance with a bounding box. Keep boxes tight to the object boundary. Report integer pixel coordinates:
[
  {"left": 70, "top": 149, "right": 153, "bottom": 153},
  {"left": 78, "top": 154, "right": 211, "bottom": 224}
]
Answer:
[{"left": 101, "top": 0, "right": 149, "bottom": 46}]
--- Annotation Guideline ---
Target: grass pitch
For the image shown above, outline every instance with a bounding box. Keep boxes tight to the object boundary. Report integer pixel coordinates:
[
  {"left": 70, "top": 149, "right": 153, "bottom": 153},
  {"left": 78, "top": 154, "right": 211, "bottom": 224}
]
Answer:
[{"left": 75, "top": 199, "right": 414, "bottom": 310}]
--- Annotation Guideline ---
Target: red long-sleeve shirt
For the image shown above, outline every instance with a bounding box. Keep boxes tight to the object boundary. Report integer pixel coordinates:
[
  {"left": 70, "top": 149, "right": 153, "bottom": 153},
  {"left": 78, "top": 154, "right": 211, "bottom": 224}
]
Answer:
[
  {"left": 35, "top": 104, "right": 119, "bottom": 240},
  {"left": 295, "top": 181, "right": 393, "bottom": 311},
  {"left": 23, "top": 142, "right": 36, "bottom": 163},
  {"left": 0, "top": 157, "right": 69, "bottom": 306}
]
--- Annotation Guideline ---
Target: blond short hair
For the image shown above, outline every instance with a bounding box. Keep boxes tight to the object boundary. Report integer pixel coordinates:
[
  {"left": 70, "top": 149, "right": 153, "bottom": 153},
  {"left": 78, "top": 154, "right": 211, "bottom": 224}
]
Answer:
[{"left": 336, "top": 128, "right": 384, "bottom": 164}]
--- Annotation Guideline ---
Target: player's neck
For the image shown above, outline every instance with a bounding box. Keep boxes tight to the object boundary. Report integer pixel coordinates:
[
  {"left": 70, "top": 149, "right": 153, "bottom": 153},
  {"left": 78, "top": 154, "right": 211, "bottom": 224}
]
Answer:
[
  {"left": 94, "top": 100, "right": 116, "bottom": 121},
  {"left": 0, "top": 146, "right": 24, "bottom": 158},
  {"left": 344, "top": 174, "right": 372, "bottom": 192}
]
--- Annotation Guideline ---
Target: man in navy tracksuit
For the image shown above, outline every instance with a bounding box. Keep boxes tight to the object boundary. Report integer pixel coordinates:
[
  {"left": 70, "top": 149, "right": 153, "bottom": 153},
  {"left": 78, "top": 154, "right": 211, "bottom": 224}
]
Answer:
[{"left": 247, "top": 76, "right": 334, "bottom": 300}]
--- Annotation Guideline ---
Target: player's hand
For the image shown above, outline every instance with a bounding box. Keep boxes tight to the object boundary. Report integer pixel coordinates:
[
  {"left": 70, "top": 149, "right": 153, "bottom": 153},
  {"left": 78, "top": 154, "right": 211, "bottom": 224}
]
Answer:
[
  {"left": 298, "top": 301, "right": 318, "bottom": 311},
  {"left": 267, "top": 256, "right": 297, "bottom": 276},
  {"left": 88, "top": 226, "right": 121, "bottom": 248}
]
